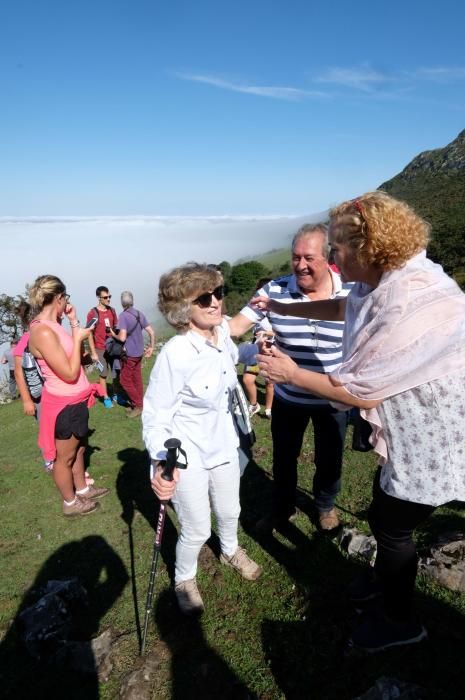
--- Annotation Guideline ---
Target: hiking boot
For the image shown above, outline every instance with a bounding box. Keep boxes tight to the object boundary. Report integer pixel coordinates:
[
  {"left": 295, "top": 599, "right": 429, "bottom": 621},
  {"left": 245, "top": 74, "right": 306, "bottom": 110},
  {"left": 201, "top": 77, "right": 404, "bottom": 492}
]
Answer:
[
  {"left": 126, "top": 407, "right": 142, "bottom": 418},
  {"left": 220, "top": 546, "right": 262, "bottom": 580},
  {"left": 174, "top": 578, "right": 204, "bottom": 615},
  {"left": 248, "top": 403, "right": 260, "bottom": 417},
  {"left": 103, "top": 397, "right": 113, "bottom": 409},
  {"left": 255, "top": 512, "right": 298, "bottom": 534},
  {"left": 347, "top": 569, "right": 382, "bottom": 607},
  {"left": 318, "top": 508, "right": 340, "bottom": 531},
  {"left": 350, "top": 611, "right": 427, "bottom": 653},
  {"left": 80, "top": 484, "right": 110, "bottom": 500},
  {"left": 63, "top": 496, "right": 100, "bottom": 517}
]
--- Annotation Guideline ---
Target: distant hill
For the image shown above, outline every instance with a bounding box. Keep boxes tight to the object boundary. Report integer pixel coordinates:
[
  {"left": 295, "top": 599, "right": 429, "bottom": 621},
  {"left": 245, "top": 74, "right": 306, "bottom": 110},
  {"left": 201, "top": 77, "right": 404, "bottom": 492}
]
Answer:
[
  {"left": 379, "top": 129, "right": 465, "bottom": 284},
  {"left": 253, "top": 247, "right": 290, "bottom": 271}
]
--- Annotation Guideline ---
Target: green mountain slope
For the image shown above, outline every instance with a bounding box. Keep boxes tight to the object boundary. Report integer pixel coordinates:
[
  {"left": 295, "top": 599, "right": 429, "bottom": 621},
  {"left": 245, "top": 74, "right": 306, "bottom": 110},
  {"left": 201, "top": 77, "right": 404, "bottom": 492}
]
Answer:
[{"left": 379, "top": 129, "right": 465, "bottom": 282}]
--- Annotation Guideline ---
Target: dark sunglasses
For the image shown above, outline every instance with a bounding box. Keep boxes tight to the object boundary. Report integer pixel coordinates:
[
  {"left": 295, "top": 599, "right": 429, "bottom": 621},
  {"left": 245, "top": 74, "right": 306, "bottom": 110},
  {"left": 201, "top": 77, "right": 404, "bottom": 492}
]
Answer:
[
  {"left": 192, "top": 286, "right": 224, "bottom": 307},
  {"left": 100, "top": 295, "right": 112, "bottom": 300}
]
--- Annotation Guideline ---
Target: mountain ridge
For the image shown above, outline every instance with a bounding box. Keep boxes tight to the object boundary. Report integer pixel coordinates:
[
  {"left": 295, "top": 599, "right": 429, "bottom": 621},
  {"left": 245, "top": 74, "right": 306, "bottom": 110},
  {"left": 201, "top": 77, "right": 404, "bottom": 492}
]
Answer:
[{"left": 379, "top": 129, "right": 465, "bottom": 282}]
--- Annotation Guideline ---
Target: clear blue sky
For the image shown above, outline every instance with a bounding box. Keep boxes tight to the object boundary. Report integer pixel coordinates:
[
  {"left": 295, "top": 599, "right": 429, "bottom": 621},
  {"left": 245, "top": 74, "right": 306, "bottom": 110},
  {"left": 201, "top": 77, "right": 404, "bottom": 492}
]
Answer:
[{"left": 1, "top": 0, "right": 464, "bottom": 216}]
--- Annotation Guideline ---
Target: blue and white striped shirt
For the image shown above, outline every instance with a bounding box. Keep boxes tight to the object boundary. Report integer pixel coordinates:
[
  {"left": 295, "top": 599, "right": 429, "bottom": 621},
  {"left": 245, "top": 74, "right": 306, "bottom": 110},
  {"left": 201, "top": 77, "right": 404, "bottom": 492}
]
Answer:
[{"left": 239, "top": 271, "right": 352, "bottom": 407}]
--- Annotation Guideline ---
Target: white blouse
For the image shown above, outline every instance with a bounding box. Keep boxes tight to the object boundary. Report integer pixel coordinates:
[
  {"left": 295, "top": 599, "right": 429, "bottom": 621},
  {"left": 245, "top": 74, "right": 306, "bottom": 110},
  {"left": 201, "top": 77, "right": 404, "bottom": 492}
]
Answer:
[
  {"left": 378, "top": 372, "right": 465, "bottom": 506},
  {"left": 142, "top": 321, "right": 241, "bottom": 471}
]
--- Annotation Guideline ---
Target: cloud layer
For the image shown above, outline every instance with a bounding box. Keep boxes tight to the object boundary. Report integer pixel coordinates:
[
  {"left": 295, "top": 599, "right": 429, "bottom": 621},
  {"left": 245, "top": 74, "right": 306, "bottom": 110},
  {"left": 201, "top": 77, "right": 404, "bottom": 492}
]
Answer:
[{"left": 174, "top": 64, "right": 465, "bottom": 101}]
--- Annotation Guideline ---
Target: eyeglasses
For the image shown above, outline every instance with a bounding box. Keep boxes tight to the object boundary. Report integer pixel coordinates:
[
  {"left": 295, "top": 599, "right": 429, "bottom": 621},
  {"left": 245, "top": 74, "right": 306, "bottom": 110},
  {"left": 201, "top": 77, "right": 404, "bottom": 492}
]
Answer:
[
  {"left": 63, "top": 293, "right": 70, "bottom": 303},
  {"left": 100, "top": 295, "right": 112, "bottom": 300},
  {"left": 192, "top": 286, "right": 224, "bottom": 307}
]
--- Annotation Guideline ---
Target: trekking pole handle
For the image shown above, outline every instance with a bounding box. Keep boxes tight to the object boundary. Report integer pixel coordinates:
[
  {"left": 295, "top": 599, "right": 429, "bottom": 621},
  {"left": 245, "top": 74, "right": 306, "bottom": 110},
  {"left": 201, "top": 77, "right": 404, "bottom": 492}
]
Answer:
[{"left": 161, "top": 438, "right": 188, "bottom": 481}]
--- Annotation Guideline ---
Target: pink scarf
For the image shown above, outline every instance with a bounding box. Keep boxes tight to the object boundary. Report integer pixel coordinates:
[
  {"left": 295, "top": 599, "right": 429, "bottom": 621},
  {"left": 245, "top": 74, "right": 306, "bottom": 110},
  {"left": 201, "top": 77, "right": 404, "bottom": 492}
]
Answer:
[{"left": 331, "top": 251, "right": 465, "bottom": 462}]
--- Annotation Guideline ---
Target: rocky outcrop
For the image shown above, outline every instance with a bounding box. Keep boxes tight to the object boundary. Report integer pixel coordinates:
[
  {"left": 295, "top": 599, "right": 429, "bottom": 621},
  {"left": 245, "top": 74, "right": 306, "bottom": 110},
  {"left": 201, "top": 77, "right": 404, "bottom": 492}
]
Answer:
[
  {"left": 419, "top": 532, "right": 465, "bottom": 592},
  {"left": 381, "top": 129, "right": 465, "bottom": 184}
]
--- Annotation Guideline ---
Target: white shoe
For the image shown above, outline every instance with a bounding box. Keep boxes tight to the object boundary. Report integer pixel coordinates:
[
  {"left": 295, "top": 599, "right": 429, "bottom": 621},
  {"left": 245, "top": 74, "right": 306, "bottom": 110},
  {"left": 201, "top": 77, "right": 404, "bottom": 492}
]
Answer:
[
  {"left": 174, "top": 578, "right": 204, "bottom": 615},
  {"left": 220, "top": 546, "right": 262, "bottom": 580},
  {"left": 264, "top": 408, "right": 272, "bottom": 419},
  {"left": 248, "top": 403, "right": 260, "bottom": 417}
]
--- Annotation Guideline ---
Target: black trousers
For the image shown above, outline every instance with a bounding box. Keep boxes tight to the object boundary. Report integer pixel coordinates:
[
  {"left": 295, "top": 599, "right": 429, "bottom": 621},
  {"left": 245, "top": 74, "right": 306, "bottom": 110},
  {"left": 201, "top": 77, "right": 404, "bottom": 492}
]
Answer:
[
  {"left": 270, "top": 396, "right": 348, "bottom": 518},
  {"left": 368, "top": 468, "right": 435, "bottom": 621}
]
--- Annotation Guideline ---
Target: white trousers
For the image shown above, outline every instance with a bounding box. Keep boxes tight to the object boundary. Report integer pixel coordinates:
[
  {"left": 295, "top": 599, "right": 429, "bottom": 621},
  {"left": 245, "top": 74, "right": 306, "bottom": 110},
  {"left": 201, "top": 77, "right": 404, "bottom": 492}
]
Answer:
[{"left": 171, "top": 457, "right": 240, "bottom": 584}]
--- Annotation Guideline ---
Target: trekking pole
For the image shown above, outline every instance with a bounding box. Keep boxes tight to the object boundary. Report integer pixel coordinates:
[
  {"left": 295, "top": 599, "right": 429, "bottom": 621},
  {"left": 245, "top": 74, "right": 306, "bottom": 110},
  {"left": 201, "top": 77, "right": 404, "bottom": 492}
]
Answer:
[{"left": 140, "top": 438, "right": 188, "bottom": 655}]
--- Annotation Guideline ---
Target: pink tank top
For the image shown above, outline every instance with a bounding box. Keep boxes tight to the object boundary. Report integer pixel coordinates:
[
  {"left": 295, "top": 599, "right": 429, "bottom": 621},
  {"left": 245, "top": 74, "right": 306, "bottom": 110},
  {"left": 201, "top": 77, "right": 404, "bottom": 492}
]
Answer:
[{"left": 34, "top": 320, "right": 90, "bottom": 396}]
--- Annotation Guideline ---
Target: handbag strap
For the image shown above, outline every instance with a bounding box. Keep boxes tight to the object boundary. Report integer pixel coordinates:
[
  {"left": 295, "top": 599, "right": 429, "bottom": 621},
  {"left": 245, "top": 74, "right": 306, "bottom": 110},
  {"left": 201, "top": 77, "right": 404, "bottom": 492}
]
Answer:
[
  {"left": 233, "top": 382, "right": 256, "bottom": 445},
  {"left": 125, "top": 309, "right": 141, "bottom": 337}
]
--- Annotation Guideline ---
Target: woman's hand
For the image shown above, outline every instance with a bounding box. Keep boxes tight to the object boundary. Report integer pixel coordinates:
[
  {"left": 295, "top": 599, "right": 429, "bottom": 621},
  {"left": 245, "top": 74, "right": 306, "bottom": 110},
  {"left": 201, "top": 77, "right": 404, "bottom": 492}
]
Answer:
[
  {"left": 255, "top": 331, "right": 275, "bottom": 356},
  {"left": 76, "top": 327, "right": 93, "bottom": 343},
  {"left": 64, "top": 303, "right": 78, "bottom": 324},
  {"left": 151, "top": 461, "right": 180, "bottom": 501},
  {"left": 249, "top": 295, "right": 283, "bottom": 314},
  {"left": 257, "top": 345, "right": 298, "bottom": 385}
]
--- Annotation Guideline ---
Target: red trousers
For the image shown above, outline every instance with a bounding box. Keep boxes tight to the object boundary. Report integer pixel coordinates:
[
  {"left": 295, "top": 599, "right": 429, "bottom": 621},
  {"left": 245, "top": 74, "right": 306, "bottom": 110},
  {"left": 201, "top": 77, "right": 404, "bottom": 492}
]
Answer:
[{"left": 120, "top": 356, "right": 144, "bottom": 408}]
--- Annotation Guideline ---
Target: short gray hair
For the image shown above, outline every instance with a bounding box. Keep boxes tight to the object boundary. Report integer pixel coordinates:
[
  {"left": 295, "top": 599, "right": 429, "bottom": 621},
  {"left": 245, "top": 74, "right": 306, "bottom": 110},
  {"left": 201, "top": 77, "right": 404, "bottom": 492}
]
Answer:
[
  {"left": 292, "top": 223, "right": 330, "bottom": 259},
  {"left": 158, "top": 262, "right": 223, "bottom": 332},
  {"left": 121, "top": 291, "right": 134, "bottom": 308}
]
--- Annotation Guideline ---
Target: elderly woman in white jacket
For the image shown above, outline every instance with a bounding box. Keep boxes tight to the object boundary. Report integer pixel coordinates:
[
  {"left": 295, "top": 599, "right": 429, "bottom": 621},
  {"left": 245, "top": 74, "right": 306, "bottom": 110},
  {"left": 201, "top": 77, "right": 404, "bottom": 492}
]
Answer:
[{"left": 142, "top": 262, "right": 261, "bottom": 615}]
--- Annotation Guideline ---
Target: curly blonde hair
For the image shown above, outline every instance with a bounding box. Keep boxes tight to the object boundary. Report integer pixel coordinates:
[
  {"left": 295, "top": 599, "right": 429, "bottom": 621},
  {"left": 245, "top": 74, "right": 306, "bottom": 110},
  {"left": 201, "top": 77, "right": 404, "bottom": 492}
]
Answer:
[
  {"left": 158, "top": 263, "right": 223, "bottom": 332},
  {"left": 329, "top": 191, "right": 430, "bottom": 270},
  {"left": 28, "top": 275, "right": 66, "bottom": 312}
]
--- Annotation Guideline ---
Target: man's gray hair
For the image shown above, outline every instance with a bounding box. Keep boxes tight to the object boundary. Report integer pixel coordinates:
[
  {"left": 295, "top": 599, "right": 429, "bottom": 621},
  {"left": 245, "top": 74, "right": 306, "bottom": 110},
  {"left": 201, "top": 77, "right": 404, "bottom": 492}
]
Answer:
[
  {"left": 292, "top": 223, "right": 330, "bottom": 259},
  {"left": 121, "top": 291, "right": 134, "bottom": 308}
]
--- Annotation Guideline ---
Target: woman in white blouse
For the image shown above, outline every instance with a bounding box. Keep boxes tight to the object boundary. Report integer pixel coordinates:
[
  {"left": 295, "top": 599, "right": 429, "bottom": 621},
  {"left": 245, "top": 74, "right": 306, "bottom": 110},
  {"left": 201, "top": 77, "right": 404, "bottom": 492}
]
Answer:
[
  {"left": 256, "top": 192, "right": 465, "bottom": 652},
  {"left": 143, "top": 263, "right": 261, "bottom": 615}
]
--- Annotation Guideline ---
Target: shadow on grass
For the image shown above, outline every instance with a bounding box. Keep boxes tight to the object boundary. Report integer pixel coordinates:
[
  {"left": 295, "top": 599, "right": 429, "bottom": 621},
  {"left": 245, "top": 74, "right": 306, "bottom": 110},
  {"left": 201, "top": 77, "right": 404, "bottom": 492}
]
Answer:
[
  {"left": 115, "top": 447, "right": 178, "bottom": 651},
  {"left": 0, "top": 535, "right": 128, "bottom": 700},
  {"left": 241, "top": 460, "right": 465, "bottom": 699},
  {"left": 154, "top": 588, "right": 256, "bottom": 699},
  {"left": 261, "top": 583, "right": 465, "bottom": 700},
  {"left": 83, "top": 428, "right": 101, "bottom": 468}
]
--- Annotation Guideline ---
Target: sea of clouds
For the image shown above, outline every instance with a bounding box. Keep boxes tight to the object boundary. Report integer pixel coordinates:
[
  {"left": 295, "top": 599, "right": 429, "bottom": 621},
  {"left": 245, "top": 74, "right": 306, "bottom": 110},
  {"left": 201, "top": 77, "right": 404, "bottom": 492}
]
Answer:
[{"left": 1, "top": 213, "right": 326, "bottom": 328}]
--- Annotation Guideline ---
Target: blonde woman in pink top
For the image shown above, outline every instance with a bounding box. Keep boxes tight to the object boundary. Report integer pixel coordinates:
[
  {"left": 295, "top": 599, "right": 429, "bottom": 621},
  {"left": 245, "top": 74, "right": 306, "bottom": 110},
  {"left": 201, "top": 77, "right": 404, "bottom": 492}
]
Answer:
[
  {"left": 256, "top": 192, "right": 465, "bottom": 652},
  {"left": 28, "top": 275, "right": 109, "bottom": 517}
]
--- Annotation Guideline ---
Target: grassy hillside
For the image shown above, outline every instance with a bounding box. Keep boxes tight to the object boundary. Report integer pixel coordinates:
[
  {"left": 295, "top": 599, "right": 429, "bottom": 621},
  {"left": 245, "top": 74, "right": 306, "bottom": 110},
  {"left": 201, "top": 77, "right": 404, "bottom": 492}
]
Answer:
[
  {"left": 1, "top": 361, "right": 465, "bottom": 698},
  {"left": 252, "top": 248, "right": 290, "bottom": 272}
]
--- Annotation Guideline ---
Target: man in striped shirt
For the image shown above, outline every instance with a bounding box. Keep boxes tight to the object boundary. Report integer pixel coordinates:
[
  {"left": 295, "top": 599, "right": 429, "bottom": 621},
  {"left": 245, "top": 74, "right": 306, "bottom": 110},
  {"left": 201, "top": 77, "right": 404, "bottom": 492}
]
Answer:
[{"left": 229, "top": 224, "right": 352, "bottom": 532}]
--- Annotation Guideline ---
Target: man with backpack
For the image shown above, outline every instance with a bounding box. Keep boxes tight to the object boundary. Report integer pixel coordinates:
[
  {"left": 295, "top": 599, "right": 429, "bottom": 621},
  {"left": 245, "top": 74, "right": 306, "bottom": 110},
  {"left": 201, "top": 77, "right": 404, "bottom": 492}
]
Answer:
[
  {"left": 86, "top": 285, "right": 119, "bottom": 408},
  {"left": 116, "top": 291, "right": 155, "bottom": 418}
]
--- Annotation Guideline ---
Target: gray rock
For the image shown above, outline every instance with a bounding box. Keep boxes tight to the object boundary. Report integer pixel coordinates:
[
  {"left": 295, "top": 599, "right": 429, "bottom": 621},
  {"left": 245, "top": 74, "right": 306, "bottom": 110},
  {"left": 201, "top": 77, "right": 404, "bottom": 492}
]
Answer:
[
  {"left": 354, "top": 676, "right": 427, "bottom": 699},
  {"left": 419, "top": 532, "right": 465, "bottom": 592},
  {"left": 119, "top": 651, "right": 160, "bottom": 700},
  {"left": 50, "top": 629, "right": 112, "bottom": 679},
  {"left": 337, "top": 527, "right": 377, "bottom": 564},
  {"left": 92, "top": 629, "right": 113, "bottom": 681}
]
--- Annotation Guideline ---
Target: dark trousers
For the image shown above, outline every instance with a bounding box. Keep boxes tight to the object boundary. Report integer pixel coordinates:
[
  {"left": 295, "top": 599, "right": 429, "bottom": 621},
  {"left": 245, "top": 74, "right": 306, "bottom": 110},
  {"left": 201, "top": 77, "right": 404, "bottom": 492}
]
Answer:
[
  {"left": 120, "top": 356, "right": 144, "bottom": 409},
  {"left": 270, "top": 396, "right": 348, "bottom": 518},
  {"left": 368, "top": 468, "right": 435, "bottom": 621}
]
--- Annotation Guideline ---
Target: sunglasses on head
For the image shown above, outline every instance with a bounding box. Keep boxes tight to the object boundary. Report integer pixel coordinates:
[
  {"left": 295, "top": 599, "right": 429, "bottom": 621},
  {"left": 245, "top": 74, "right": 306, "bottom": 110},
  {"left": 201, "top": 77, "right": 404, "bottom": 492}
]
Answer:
[{"left": 192, "top": 286, "right": 224, "bottom": 307}]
